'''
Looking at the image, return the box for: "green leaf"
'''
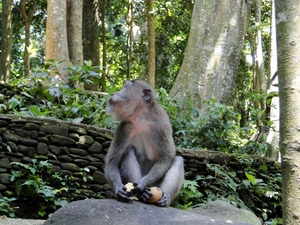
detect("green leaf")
[8,97,21,107]
[261,164,268,171]
[245,172,256,185]
[38,210,46,217]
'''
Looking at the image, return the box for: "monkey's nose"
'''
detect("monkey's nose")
[109,98,116,105]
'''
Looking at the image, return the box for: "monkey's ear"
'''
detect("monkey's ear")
[142,89,152,101]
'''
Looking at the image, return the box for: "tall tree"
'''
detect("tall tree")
[17,0,37,77]
[45,0,69,78]
[83,0,100,91]
[67,0,83,66]
[169,0,251,108]
[0,0,13,83]
[276,0,300,224]
[253,0,267,115]
[126,0,134,80]
[99,0,106,92]
[146,0,155,87]
[266,0,279,160]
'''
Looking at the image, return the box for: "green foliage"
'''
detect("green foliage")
[0,61,117,130]
[173,160,282,224]
[172,180,203,209]
[194,164,246,208]
[157,90,267,153]
[10,159,68,218]
[7,158,96,219]
[0,197,17,218]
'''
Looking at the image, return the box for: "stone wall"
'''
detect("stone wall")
[0,114,278,202]
[0,114,114,200]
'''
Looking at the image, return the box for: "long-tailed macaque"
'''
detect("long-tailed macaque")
[105,80,184,206]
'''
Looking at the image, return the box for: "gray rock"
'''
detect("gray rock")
[189,200,261,225]
[40,125,68,136]
[43,199,254,225]
[0,218,44,225]
[49,134,75,146]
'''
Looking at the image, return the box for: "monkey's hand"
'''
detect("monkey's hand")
[115,185,134,203]
[131,182,146,194]
[136,188,153,203]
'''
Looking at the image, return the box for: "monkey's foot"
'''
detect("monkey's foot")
[156,192,168,207]
[137,188,153,203]
[138,187,167,206]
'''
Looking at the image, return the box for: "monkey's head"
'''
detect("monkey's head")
[106,80,155,121]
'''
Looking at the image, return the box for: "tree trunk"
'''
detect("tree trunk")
[276,0,300,224]
[100,0,107,92]
[83,0,100,91]
[146,0,155,88]
[253,0,267,127]
[0,0,13,83]
[46,0,69,78]
[169,0,251,109]
[19,0,37,77]
[126,0,134,80]
[67,0,83,66]
[266,0,279,161]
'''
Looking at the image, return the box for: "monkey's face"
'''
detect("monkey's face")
[106,80,154,121]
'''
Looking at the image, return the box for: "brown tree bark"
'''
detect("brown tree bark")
[169,0,251,109]
[146,0,155,88]
[0,0,13,83]
[276,0,300,223]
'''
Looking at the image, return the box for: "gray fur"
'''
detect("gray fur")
[105,80,184,206]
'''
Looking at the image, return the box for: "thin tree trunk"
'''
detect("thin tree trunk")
[100,0,107,92]
[253,0,267,131]
[67,0,83,66]
[169,0,251,109]
[276,0,300,224]
[146,0,155,87]
[266,0,279,161]
[0,0,13,83]
[126,0,134,80]
[83,0,100,91]
[19,0,37,77]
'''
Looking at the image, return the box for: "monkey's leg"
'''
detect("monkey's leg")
[120,148,143,184]
[114,148,143,203]
[157,156,184,206]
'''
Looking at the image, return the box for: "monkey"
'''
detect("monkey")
[105,79,184,207]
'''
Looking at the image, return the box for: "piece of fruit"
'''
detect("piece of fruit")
[125,182,139,200]
[148,187,163,203]
[125,182,135,192]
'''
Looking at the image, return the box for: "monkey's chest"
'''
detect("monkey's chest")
[128,131,158,162]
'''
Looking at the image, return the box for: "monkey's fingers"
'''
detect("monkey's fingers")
[156,192,168,207]
[137,188,152,203]
[131,183,143,194]
[116,189,134,203]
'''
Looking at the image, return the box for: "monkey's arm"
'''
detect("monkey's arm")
[105,123,133,203]
[105,146,133,203]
